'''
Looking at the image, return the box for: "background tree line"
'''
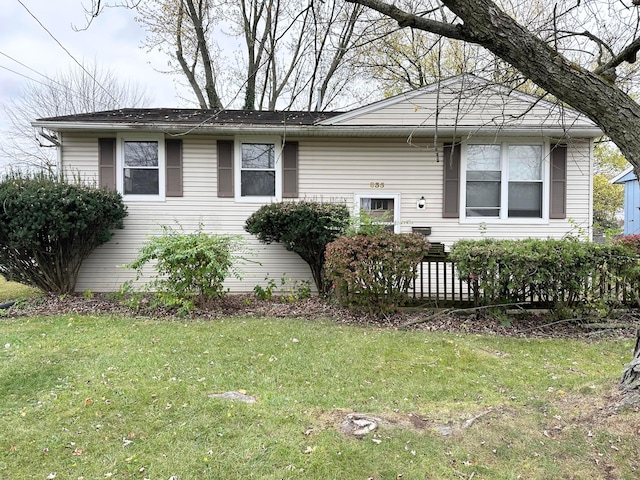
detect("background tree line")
[3,0,639,227]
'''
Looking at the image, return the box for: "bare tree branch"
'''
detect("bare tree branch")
[347,0,640,179]
[1,62,150,172]
[594,36,640,75]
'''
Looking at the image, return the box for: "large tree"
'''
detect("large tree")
[346,0,640,392]
[107,0,372,111]
[346,0,640,180]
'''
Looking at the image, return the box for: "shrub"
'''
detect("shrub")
[325,232,431,313]
[125,224,245,311]
[253,275,312,303]
[244,201,350,295]
[449,238,640,310]
[613,234,640,254]
[0,171,127,294]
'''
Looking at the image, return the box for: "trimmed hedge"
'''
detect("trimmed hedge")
[449,238,640,308]
[325,232,430,313]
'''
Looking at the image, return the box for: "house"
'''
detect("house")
[612,167,640,235]
[32,74,601,293]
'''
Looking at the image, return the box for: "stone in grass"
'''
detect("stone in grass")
[208,391,257,404]
[340,413,382,438]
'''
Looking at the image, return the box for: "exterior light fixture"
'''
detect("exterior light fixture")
[417,196,426,210]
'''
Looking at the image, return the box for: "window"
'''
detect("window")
[234,137,282,201]
[355,193,401,233]
[463,142,545,220]
[116,134,166,200]
[123,141,159,195]
[241,143,275,196]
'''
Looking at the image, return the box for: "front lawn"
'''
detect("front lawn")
[1,314,638,479]
[0,276,39,303]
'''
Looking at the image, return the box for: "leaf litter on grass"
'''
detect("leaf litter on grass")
[3,294,640,479]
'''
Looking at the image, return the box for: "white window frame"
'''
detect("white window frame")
[234,136,282,203]
[354,193,401,233]
[116,133,166,202]
[460,140,549,224]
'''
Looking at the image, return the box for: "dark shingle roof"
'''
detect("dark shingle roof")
[37,108,343,126]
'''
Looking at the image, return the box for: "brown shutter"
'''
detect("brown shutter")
[550,144,567,219]
[98,138,116,190]
[217,140,234,198]
[282,141,299,198]
[165,139,183,197]
[442,142,461,218]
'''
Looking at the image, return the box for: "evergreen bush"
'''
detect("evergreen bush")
[244,201,350,295]
[0,172,127,294]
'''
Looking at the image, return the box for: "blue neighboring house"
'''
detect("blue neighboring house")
[612,167,640,235]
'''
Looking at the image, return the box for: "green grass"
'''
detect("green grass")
[1,314,638,479]
[0,277,39,303]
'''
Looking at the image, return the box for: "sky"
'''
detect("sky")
[0,0,194,172]
[0,0,186,114]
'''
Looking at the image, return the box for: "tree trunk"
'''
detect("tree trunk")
[620,329,640,391]
[348,0,640,180]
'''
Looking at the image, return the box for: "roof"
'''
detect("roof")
[611,166,638,184]
[36,108,342,126]
[32,74,602,138]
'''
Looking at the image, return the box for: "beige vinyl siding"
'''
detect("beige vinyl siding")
[328,87,595,130]
[61,133,592,294]
[62,134,310,293]
[299,137,592,247]
[62,134,102,184]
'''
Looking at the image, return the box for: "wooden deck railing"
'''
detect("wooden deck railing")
[411,252,639,308]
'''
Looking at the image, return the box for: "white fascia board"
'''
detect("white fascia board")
[31,120,602,139]
[611,166,636,184]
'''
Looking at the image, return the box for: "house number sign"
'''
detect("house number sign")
[369,182,385,189]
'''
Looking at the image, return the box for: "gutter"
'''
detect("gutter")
[0,300,15,310]
[30,121,603,139]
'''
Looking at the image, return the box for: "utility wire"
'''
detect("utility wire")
[0,51,50,80]
[15,0,120,105]
[0,61,104,109]
[0,51,74,92]
[0,63,52,87]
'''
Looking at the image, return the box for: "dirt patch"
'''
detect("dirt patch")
[314,407,496,438]
[552,387,640,437]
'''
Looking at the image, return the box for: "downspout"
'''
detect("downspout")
[38,128,61,147]
[38,128,62,173]
[56,133,62,173]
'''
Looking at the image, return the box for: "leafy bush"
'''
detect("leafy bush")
[0,171,127,294]
[253,275,312,303]
[345,210,395,236]
[126,224,245,311]
[325,232,431,313]
[244,201,350,295]
[613,234,640,253]
[449,238,640,310]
